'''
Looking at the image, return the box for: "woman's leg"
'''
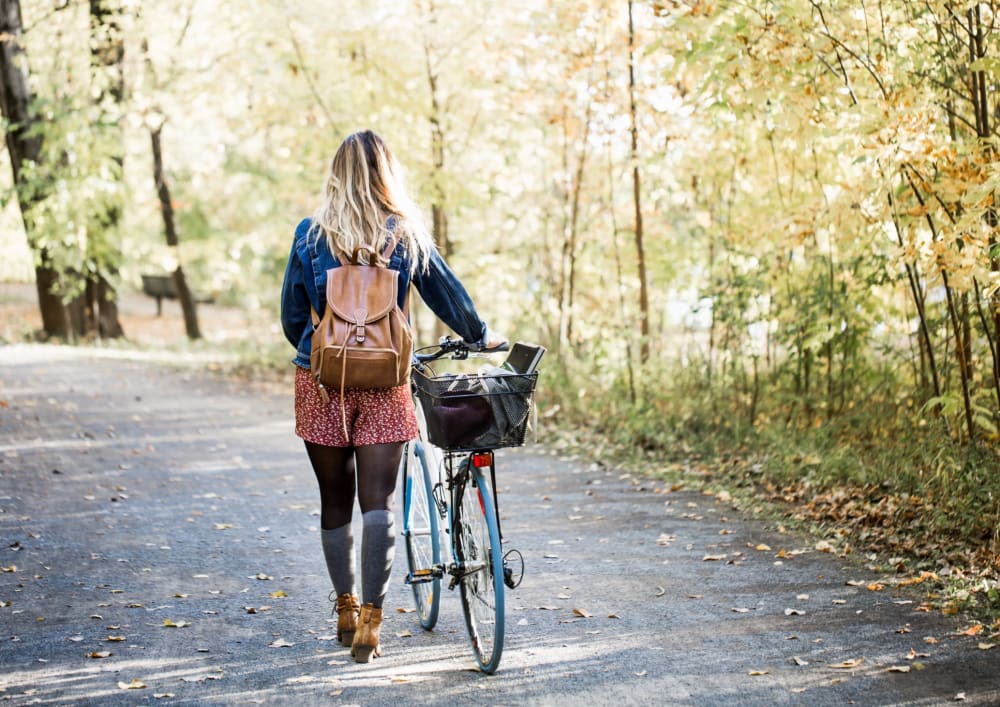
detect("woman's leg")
[305,441,357,597]
[355,442,404,609]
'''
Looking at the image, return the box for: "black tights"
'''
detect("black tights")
[304,441,403,530]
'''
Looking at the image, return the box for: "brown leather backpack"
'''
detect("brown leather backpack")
[310,240,412,410]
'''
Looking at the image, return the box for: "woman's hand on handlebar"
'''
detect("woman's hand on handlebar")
[463,330,508,353]
[481,332,509,352]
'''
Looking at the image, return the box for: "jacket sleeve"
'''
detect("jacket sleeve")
[412,248,489,346]
[280,240,311,348]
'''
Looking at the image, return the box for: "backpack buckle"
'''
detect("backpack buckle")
[353,308,367,342]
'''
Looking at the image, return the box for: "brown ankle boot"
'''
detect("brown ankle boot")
[350,603,383,663]
[334,593,360,647]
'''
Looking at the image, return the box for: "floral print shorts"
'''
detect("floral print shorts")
[294,366,419,447]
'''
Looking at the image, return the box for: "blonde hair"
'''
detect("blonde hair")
[310,130,433,271]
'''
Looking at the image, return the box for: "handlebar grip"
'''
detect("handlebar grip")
[481,342,509,353]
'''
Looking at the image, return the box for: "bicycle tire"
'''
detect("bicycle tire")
[454,459,505,673]
[402,439,441,630]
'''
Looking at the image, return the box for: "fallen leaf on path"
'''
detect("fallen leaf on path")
[886,665,910,673]
[815,541,834,553]
[269,638,294,648]
[897,571,939,586]
[162,619,189,628]
[213,524,234,530]
[830,658,864,669]
[791,656,808,666]
[396,630,413,638]
[118,679,146,690]
[557,593,571,600]
[867,583,885,592]
[286,676,315,684]
[88,651,112,659]
[907,649,930,660]
[748,670,769,676]
[180,674,222,683]
[396,607,415,614]
[572,608,592,618]
[537,605,561,611]
[702,554,727,561]
[686,594,703,599]
[978,642,996,650]
[955,693,966,701]
[956,625,983,637]
[106,636,125,642]
[154,694,175,699]
[654,587,665,597]
[755,544,771,552]
[253,573,273,581]
[269,590,288,598]
[607,613,620,619]
[634,670,647,677]
[924,637,939,644]
[784,609,805,616]
[732,607,751,613]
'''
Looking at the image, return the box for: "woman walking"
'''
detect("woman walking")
[280,130,505,663]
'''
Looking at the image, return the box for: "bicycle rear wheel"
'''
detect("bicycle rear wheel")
[401,439,441,630]
[454,459,505,673]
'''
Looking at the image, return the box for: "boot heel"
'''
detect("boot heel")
[351,603,383,664]
[339,630,355,647]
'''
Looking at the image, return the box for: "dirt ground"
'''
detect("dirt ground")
[0,281,258,349]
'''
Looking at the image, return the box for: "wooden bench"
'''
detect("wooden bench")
[141,274,213,316]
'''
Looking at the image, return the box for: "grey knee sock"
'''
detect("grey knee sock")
[321,524,356,597]
[361,510,396,608]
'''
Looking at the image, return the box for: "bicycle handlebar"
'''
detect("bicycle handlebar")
[413,336,509,364]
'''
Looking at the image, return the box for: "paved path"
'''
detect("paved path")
[1,345,998,706]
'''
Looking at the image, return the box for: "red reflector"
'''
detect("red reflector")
[471,453,492,468]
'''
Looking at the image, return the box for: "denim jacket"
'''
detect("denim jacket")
[280,217,490,369]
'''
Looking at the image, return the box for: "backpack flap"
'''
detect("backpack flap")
[326,264,398,327]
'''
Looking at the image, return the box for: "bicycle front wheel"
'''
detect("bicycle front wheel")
[454,460,505,673]
[402,439,441,630]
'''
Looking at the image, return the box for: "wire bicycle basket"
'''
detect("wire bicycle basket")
[412,368,539,452]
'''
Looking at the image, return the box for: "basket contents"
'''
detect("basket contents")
[412,367,538,450]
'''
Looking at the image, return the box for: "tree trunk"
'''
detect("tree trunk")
[0,0,70,339]
[628,0,651,364]
[151,125,201,340]
[562,100,592,348]
[421,5,450,342]
[81,0,125,339]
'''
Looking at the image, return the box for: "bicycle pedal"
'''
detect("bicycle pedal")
[405,568,443,585]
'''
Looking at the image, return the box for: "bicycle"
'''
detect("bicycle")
[399,336,539,674]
